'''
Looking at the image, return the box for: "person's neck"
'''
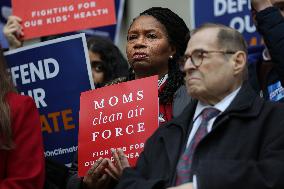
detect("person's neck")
[134,71,168,80]
[199,82,242,106]
[134,73,149,79]
[158,72,168,80]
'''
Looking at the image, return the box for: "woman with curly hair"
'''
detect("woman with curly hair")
[126,7,190,124]
[67,7,191,189]
[3,7,191,189]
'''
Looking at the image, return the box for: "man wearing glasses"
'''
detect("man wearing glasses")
[116,23,284,189]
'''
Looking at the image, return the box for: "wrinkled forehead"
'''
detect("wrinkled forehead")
[128,15,167,33]
[186,28,220,53]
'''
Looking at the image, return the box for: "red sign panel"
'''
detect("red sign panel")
[78,76,159,176]
[12,0,116,39]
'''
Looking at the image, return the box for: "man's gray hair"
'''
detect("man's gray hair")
[191,23,248,80]
[191,23,248,55]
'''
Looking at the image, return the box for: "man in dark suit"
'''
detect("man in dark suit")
[115,23,284,189]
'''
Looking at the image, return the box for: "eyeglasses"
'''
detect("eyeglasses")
[178,49,236,71]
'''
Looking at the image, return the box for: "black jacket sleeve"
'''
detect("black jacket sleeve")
[115,134,168,189]
[66,152,84,189]
[256,7,284,81]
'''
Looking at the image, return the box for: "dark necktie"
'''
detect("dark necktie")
[175,107,220,185]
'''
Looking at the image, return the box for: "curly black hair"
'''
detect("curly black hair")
[129,7,190,104]
[87,36,129,86]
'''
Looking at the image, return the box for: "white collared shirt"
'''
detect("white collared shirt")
[189,87,241,189]
[186,87,241,148]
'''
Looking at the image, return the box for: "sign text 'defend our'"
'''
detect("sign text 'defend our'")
[192,0,262,46]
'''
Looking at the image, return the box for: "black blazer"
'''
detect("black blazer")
[116,82,284,189]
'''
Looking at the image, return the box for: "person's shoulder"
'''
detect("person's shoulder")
[6,93,40,134]
[173,85,191,117]
[6,92,34,104]
[264,99,284,107]
[174,85,187,97]
[6,92,36,111]
[262,100,284,115]
[156,116,182,133]
[104,77,128,86]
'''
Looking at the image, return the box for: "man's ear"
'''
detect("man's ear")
[233,51,247,76]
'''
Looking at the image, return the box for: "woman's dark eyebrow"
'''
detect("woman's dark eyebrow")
[128,28,161,34]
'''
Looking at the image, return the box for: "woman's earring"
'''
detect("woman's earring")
[169,55,173,59]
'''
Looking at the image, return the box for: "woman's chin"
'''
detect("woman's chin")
[132,60,149,67]
[132,62,153,73]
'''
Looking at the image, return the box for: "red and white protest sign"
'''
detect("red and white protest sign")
[78,76,159,176]
[12,0,116,39]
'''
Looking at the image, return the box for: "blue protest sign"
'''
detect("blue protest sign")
[191,0,262,46]
[0,0,11,48]
[4,33,94,165]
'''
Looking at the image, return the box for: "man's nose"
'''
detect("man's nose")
[183,57,196,71]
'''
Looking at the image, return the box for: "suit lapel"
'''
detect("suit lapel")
[212,82,263,131]
[160,100,197,169]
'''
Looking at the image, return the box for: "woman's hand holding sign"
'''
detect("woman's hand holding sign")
[82,148,130,189]
[83,157,114,189]
[105,148,130,180]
